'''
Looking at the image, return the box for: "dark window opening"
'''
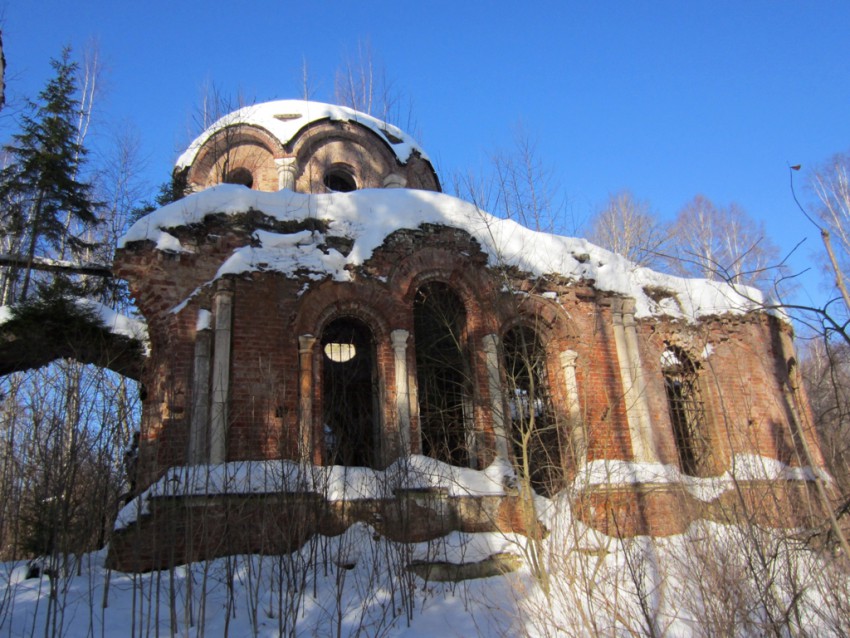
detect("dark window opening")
[662,347,708,476]
[503,325,560,496]
[224,167,254,188]
[414,282,472,467]
[321,317,378,468]
[323,168,357,192]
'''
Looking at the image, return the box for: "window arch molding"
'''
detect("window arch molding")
[498,294,579,344]
[401,265,494,337]
[292,120,400,177]
[497,296,580,393]
[188,124,282,190]
[293,283,394,341]
[313,303,390,344]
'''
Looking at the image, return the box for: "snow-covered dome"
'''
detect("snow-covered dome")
[175,100,440,194]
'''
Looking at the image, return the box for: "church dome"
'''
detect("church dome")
[175,99,440,194]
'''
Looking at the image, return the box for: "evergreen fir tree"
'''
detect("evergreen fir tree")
[0,47,100,301]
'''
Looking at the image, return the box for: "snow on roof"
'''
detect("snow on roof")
[176,99,427,169]
[118,184,766,320]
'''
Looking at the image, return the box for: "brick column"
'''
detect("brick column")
[210,280,234,464]
[559,349,586,466]
[391,329,412,455]
[188,310,212,464]
[276,157,298,191]
[298,334,317,463]
[482,334,510,460]
[612,298,658,463]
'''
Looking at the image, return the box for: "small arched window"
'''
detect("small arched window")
[224,167,254,188]
[323,167,357,192]
[662,346,708,476]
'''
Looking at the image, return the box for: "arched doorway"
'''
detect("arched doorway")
[321,317,378,467]
[503,324,561,496]
[413,281,472,467]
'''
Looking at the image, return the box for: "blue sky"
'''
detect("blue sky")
[2,1,849,307]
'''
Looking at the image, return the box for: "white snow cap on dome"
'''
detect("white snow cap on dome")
[176,100,427,169]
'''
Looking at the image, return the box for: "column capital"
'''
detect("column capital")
[559,349,578,369]
[482,333,500,355]
[215,276,235,294]
[298,334,316,354]
[390,329,409,350]
[275,157,298,191]
[383,173,407,188]
[275,156,297,169]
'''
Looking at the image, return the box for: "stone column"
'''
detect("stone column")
[559,349,587,466]
[408,358,421,454]
[391,330,412,454]
[276,157,298,191]
[612,298,658,463]
[188,310,212,464]
[482,334,510,460]
[209,280,234,464]
[297,334,317,463]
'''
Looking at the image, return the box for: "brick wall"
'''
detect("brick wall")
[115,215,826,550]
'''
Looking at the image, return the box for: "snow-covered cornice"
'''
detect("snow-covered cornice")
[118,185,766,321]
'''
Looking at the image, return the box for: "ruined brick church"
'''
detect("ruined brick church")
[109,100,827,571]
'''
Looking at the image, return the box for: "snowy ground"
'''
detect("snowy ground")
[2,505,848,637]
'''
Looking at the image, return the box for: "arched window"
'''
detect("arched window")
[413,281,472,467]
[503,325,560,496]
[662,346,708,476]
[321,317,377,467]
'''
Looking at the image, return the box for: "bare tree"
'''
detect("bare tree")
[669,194,780,287]
[806,152,850,313]
[587,190,669,268]
[334,38,419,137]
[801,339,850,494]
[454,125,573,236]
[0,30,5,111]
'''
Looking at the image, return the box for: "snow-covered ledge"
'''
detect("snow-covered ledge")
[574,455,831,503]
[114,455,518,531]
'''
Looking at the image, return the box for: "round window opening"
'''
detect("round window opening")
[324,168,357,193]
[224,167,254,188]
[324,342,357,363]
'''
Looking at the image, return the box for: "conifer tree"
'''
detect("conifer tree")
[0,47,99,301]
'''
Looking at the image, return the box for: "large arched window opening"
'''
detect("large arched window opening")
[662,346,709,476]
[503,325,560,496]
[413,281,472,467]
[321,317,378,468]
